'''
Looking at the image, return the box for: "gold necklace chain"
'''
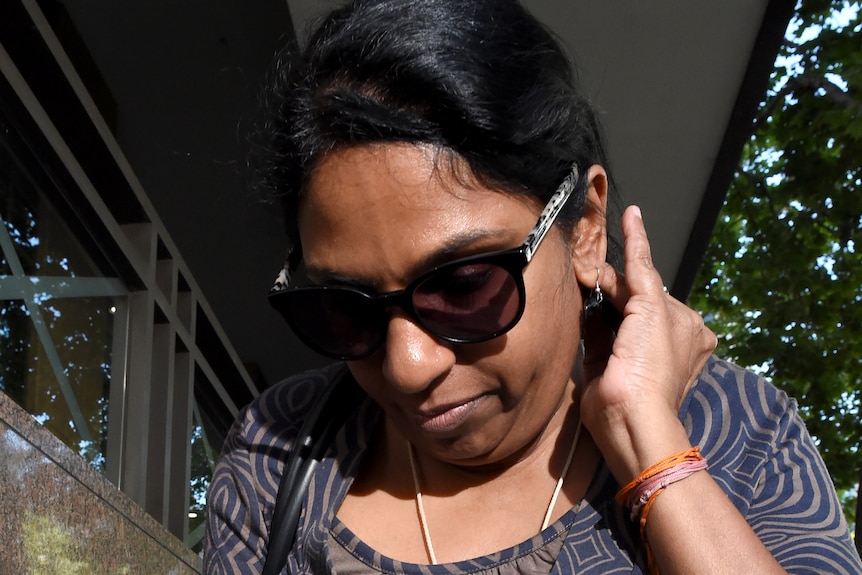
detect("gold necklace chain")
[407,420,583,565]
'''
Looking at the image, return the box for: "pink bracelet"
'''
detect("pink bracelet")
[624,458,709,521]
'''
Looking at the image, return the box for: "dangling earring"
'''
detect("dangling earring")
[583,267,603,319]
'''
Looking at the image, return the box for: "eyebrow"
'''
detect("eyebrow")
[303,228,520,290]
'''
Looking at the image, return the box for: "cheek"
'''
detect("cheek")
[524,255,582,337]
[504,261,581,385]
[346,358,386,398]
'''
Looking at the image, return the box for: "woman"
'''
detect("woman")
[204,1,862,573]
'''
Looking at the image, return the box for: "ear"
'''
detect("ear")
[571,164,609,287]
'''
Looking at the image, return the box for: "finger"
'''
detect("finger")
[595,205,666,312]
[596,261,627,307]
[621,205,665,297]
[664,295,717,392]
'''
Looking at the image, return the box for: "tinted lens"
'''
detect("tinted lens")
[277,288,385,359]
[272,254,525,358]
[412,261,521,340]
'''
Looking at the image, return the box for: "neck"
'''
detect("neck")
[406,408,585,565]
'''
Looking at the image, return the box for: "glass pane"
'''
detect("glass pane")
[1,127,126,475]
[0,295,119,471]
[0,153,102,279]
[187,412,217,553]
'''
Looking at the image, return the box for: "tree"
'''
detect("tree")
[689,0,862,549]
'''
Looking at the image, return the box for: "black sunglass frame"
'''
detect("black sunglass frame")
[270,246,530,359]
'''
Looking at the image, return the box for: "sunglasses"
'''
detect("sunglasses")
[269,165,583,360]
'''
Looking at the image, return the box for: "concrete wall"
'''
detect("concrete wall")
[0,391,201,574]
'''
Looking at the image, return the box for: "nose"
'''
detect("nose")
[380,311,455,394]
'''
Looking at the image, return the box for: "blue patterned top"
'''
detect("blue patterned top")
[204,357,862,574]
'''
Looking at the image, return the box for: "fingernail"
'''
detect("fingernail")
[633,205,643,219]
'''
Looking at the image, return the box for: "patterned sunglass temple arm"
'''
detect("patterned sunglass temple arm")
[522,164,580,263]
[270,243,304,293]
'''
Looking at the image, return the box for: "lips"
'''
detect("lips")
[413,396,486,433]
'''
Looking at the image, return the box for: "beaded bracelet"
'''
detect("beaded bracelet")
[614,447,709,574]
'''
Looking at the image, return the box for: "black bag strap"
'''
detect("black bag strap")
[262,365,364,575]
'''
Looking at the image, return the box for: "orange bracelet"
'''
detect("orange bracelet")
[614,447,707,574]
[615,447,705,505]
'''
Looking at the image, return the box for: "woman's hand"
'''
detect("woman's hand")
[579,205,717,484]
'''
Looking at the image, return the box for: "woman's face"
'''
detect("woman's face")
[298,143,601,467]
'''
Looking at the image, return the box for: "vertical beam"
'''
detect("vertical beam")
[168,350,194,540]
[120,290,154,506]
[145,319,173,523]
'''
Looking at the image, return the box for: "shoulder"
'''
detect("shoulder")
[681,355,798,447]
[687,355,796,412]
[233,362,346,452]
[682,364,862,572]
[682,357,837,520]
[209,362,349,524]
[203,363,351,572]
[679,356,803,511]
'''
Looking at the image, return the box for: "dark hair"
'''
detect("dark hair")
[256,0,621,267]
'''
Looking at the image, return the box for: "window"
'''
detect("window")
[0,121,127,473]
[0,8,260,551]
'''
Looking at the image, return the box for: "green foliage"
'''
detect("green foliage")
[689,0,862,532]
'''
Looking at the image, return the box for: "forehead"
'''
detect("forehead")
[296,144,540,283]
[300,144,536,239]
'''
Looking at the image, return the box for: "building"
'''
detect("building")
[0,0,791,572]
